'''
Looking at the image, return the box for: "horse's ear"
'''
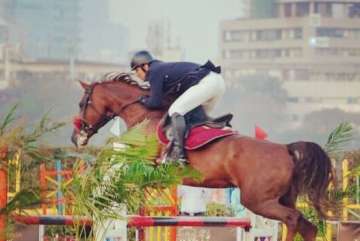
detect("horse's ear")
[79,80,90,89]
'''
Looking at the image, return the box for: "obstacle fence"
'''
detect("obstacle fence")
[141,187,178,241]
[12,214,252,241]
[0,157,252,240]
[39,160,85,215]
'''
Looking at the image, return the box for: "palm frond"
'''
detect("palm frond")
[0,104,18,136]
[349,164,360,177]
[324,122,353,156]
[1,189,40,215]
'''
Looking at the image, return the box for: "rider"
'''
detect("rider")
[131,50,226,164]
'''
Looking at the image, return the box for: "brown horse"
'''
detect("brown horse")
[71,73,332,241]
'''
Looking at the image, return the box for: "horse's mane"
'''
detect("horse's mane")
[100,72,150,90]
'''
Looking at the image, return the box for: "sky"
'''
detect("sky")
[109,0,245,63]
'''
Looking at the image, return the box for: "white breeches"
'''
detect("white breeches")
[168,72,226,116]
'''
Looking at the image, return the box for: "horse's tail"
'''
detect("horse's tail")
[287,141,333,217]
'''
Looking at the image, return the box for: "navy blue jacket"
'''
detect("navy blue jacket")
[141,60,220,109]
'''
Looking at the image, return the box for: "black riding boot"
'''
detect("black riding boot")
[168,113,187,164]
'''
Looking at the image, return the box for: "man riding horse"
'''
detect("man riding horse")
[72,51,333,240]
[131,50,226,164]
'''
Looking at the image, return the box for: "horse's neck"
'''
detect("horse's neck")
[103,82,165,128]
[122,105,164,129]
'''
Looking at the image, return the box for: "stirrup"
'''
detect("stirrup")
[162,154,188,165]
[166,147,188,164]
[177,157,188,166]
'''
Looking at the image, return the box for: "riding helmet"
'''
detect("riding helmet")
[130,50,154,70]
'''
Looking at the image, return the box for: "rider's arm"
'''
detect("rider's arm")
[140,72,164,109]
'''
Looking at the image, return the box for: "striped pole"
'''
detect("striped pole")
[55,160,64,215]
[128,216,251,230]
[12,215,251,230]
[0,158,7,241]
[12,215,92,226]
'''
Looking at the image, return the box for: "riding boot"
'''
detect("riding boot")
[168,113,187,164]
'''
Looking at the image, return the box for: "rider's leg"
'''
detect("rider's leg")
[202,76,226,114]
[169,113,187,163]
[167,72,225,164]
[168,72,226,116]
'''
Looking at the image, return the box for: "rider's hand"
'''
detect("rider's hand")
[138,95,148,104]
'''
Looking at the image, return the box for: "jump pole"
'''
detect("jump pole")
[12,215,251,230]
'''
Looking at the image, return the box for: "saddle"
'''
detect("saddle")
[157,106,237,150]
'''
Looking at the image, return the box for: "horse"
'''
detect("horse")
[71,73,333,241]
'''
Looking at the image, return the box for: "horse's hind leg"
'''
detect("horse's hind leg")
[280,188,317,241]
[297,217,317,241]
[245,199,301,241]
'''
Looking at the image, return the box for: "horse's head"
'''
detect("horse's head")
[71,80,116,147]
[71,73,152,147]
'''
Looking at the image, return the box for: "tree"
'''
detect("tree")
[218,74,289,137]
[284,108,360,147]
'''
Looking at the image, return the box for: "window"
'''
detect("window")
[255,29,281,41]
[352,49,360,56]
[295,2,310,17]
[224,30,250,42]
[283,49,290,57]
[255,49,282,59]
[284,3,292,17]
[350,29,360,39]
[294,69,310,80]
[290,48,302,57]
[287,97,299,103]
[316,28,344,38]
[224,31,231,41]
[283,28,303,39]
[316,48,339,56]
[349,3,360,18]
[347,97,359,104]
[294,28,303,39]
[223,50,230,59]
[315,2,333,17]
[283,70,291,80]
[227,50,250,60]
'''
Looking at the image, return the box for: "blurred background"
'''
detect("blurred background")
[0,0,359,147]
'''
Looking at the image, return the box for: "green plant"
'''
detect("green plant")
[70,122,201,240]
[0,105,65,239]
[324,122,353,158]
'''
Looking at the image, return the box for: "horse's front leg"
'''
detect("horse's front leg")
[155,143,171,165]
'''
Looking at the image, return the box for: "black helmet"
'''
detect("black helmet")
[130,50,154,70]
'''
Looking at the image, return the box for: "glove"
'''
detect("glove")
[138,95,148,104]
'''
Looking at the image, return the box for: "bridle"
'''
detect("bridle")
[74,83,139,137]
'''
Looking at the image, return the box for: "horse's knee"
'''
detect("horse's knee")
[239,195,256,210]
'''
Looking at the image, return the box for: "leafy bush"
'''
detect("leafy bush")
[70,122,201,239]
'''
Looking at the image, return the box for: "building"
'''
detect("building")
[237,0,276,19]
[250,0,276,18]
[80,0,129,63]
[5,0,81,60]
[238,0,250,19]
[0,58,127,88]
[146,19,184,61]
[220,0,360,125]
[0,0,9,90]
